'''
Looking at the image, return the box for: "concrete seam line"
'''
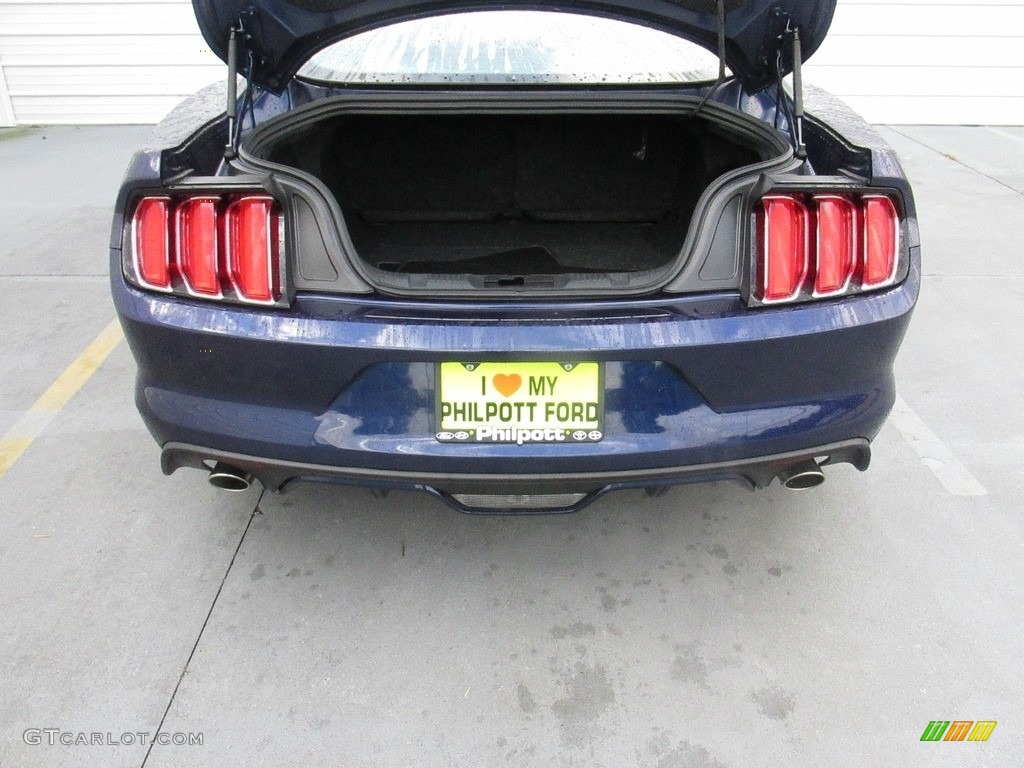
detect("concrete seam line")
[0,317,123,479]
[885,126,1023,198]
[139,496,263,768]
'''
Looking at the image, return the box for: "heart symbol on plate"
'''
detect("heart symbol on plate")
[493,373,522,398]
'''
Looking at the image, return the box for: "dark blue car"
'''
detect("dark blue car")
[111,0,918,513]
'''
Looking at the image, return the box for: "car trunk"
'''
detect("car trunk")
[255,106,783,287]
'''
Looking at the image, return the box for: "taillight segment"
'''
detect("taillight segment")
[759,196,810,303]
[813,195,858,297]
[128,193,283,305]
[132,197,172,292]
[175,197,222,297]
[754,191,901,305]
[226,197,279,304]
[862,195,899,288]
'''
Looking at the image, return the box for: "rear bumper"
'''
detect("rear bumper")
[113,257,919,502]
[163,438,870,513]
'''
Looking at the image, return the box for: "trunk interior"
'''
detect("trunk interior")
[263,112,767,278]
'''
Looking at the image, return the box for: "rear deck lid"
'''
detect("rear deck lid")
[193,0,836,93]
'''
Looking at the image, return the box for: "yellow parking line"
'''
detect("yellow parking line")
[0,318,123,479]
[0,438,34,477]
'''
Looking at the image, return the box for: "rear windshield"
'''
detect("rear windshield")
[298,11,725,85]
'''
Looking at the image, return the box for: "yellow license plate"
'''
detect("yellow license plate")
[436,362,604,444]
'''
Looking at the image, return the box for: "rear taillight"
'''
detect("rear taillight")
[753,191,901,305]
[127,193,284,305]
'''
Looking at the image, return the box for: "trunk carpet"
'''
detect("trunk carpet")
[345,218,678,273]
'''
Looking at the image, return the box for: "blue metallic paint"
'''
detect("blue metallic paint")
[112,256,917,481]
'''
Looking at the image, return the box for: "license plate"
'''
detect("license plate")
[436,362,604,444]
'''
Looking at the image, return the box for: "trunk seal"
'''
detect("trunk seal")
[234,89,798,299]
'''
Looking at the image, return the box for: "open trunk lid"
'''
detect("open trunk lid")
[192,0,836,93]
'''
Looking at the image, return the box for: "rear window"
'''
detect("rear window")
[298,11,725,85]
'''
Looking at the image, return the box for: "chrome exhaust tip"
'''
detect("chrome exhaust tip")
[778,459,825,490]
[208,462,252,492]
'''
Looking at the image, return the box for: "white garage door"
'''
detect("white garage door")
[0,0,222,126]
[805,0,1024,125]
[0,0,1021,126]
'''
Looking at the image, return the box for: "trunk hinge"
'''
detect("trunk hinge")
[770,8,807,160]
[693,0,728,117]
[790,25,807,159]
[224,7,263,161]
[224,26,240,159]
